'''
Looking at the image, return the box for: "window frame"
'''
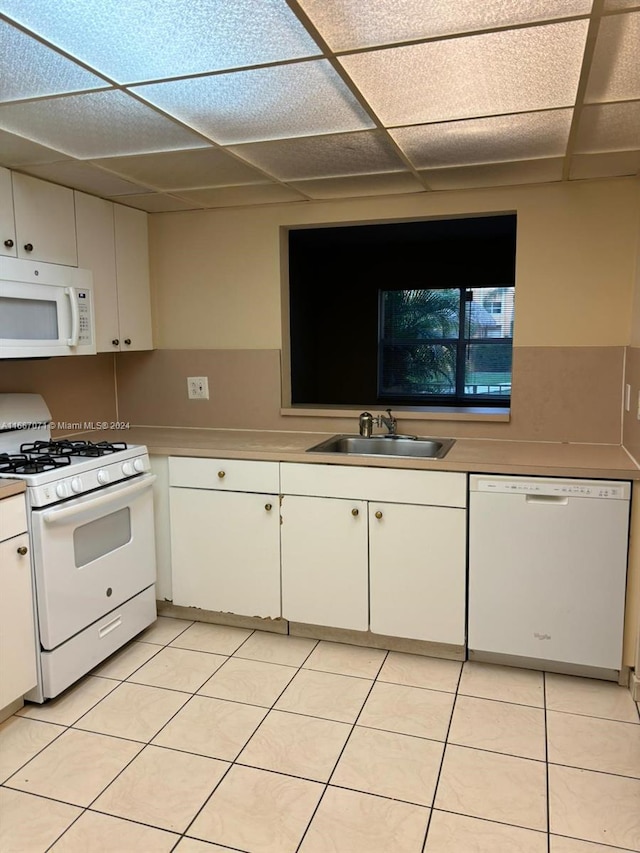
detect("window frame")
[377,285,514,407]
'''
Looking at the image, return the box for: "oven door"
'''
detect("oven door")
[30,473,156,650]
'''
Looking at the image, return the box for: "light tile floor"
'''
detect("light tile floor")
[1,615,639,853]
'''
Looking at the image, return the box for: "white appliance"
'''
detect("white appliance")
[0,394,156,702]
[468,475,631,679]
[0,257,95,358]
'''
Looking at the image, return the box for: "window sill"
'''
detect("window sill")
[280,405,510,423]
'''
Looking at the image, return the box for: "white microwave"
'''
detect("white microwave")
[0,257,96,358]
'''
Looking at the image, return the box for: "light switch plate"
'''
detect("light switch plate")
[187,376,209,399]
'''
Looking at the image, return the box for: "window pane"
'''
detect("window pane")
[380,343,456,395]
[465,287,514,339]
[465,343,512,397]
[382,289,459,340]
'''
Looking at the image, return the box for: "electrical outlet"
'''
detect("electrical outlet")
[187,376,209,400]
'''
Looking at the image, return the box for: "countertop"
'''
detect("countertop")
[78,427,640,481]
[0,480,26,499]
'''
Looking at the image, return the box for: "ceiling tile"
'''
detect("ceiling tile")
[0,0,320,83]
[569,150,640,178]
[391,110,572,169]
[19,160,146,196]
[420,158,564,190]
[174,184,307,207]
[289,171,425,198]
[109,193,202,212]
[92,147,268,190]
[574,101,640,152]
[228,130,406,180]
[340,20,588,126]
[300,0,592,52]
[0,20,108,103]
[0,129,70,167]
[603,1,640,9]
[133,60,374,145]
[0,90,209,159]
[585,11,640,103]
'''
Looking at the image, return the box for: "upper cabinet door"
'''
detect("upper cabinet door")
[114,205,153,351]
[75,192,120,352]
[12,173,77,266]
[0,167,17,257]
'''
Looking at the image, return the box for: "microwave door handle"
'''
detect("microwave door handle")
[65,287,79,347]
[42,474,156,526]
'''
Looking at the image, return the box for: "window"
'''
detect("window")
[379,286,514,405]
[287,214,516,410]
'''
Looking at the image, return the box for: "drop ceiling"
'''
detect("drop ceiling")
[0,0,638,212]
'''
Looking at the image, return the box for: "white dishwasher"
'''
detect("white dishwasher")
[468,475,631,679]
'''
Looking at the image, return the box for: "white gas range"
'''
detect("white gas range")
[0,394,157,702]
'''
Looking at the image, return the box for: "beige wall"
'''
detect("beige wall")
[150,177,640,351]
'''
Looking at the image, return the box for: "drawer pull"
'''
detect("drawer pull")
[217,471,225,479]
[375,510,383,520]
[265,503,272,511]
[17,545,28,556]
[351,508,359,517]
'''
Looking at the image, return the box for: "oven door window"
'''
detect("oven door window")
[73,507,131,568]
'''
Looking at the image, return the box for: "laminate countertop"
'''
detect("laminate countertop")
[0,480,26,500]
[75,427,640,481]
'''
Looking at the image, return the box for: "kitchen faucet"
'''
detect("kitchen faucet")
[358,409,397,436]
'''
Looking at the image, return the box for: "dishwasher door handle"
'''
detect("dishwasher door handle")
[525,494,569,505]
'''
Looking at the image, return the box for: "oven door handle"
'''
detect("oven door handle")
[42,474,156,525]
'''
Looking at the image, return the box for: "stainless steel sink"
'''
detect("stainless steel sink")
[306,434,456,459]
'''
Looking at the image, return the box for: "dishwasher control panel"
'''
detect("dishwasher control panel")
[471,477,630,500]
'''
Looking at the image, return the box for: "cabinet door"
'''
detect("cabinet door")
[75,192,120,352]
[114,205,152,351]
[281,495,368,631]
[369,503,466,645]
[0,167,17,257]
[12,173,77,265]
[0,533,37,708]
[170,488,280,618]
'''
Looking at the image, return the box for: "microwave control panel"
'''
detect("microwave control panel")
[77,291,91,344]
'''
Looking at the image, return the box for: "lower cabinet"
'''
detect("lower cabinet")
[0,495,37,710]
[281,495,368,630]
[280,463,467,645]
[168,458,281,619]
[369,501,466,645]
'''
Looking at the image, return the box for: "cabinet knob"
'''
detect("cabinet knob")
[265,503,272,511]
[351,508,359,516]
[217,470,225,479]
[112,339,119,346]
[3,238,13,248]
[23,242,33,252]
[17,545,28,556]
[375,510,383,520]
[124,338,131,345]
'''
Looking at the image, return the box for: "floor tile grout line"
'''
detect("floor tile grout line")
[543,671,551,853]
[1,716,71,788]
[92,635,167,681]
[420,655,466,853]
[291,649,388,853]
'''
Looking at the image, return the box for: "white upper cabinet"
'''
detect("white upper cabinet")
[114,204,153,352]
[75,192,153,352]
[12,172,77,266]
[0,167,17,258]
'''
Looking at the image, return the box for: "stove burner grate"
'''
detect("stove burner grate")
[20,440,128,458]
[0,452,72,474]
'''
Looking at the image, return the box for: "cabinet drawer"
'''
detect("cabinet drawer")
[0,494,27,541]
[280,463,466,508]
[169,456,280,493]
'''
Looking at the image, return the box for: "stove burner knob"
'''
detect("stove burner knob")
[133,458,145,472]
[56,483,68,498]
[97,469,110,485]
[71,477,82,493]
[122,461,134,477]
